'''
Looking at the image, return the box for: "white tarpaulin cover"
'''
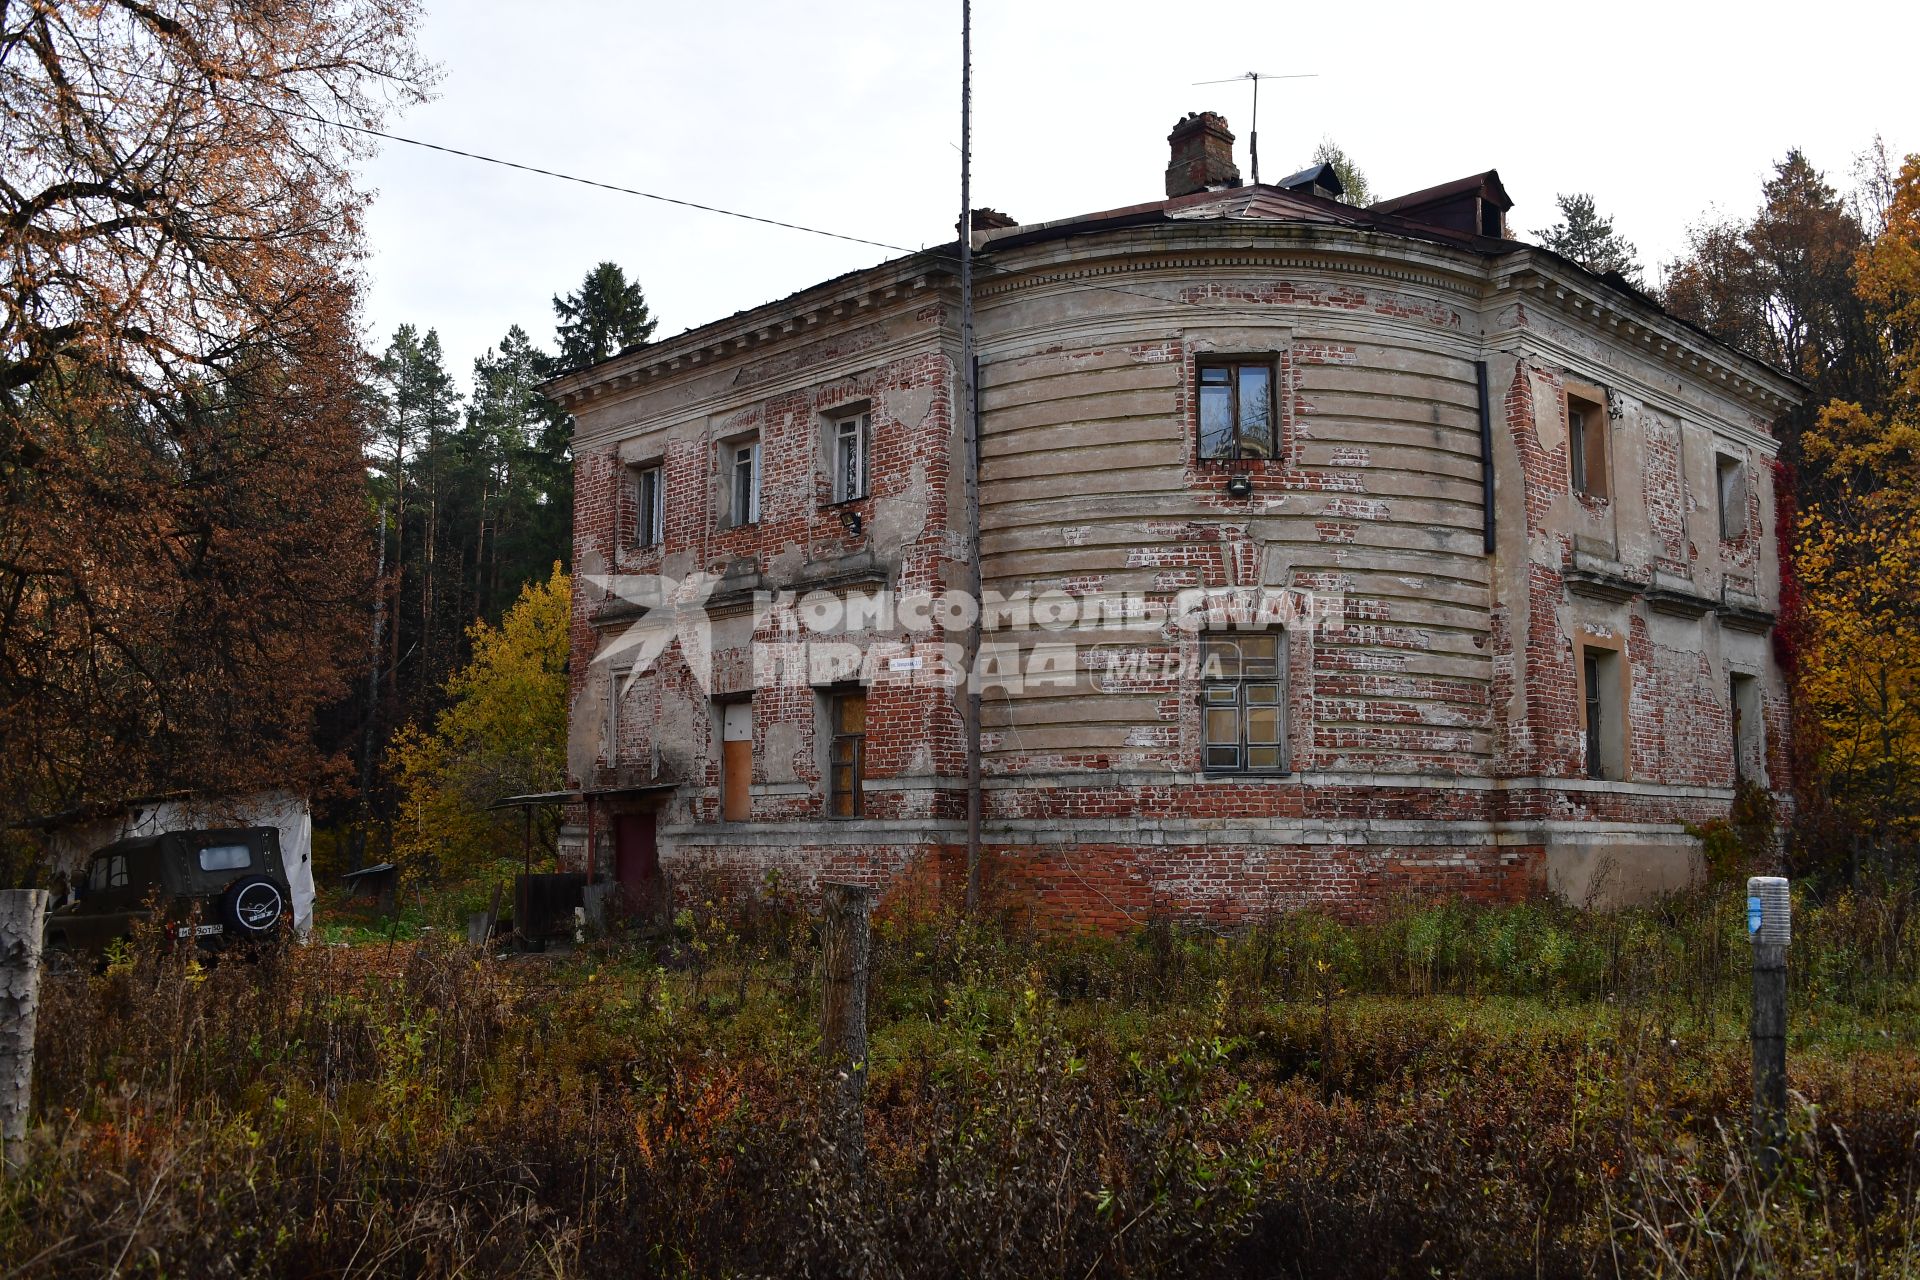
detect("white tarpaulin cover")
[46,790,317,936]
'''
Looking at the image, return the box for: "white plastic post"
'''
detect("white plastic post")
[1748,875,1789,1178]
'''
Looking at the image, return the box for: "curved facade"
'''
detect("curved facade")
[546,145,1799,923]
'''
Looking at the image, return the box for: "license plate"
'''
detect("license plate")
[175,923,224,938]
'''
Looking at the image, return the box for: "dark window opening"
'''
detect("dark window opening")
[1200,632,1285,773]
[633,464,663,548]
[1584,654,1604,779]
[1197,360,1277,461]
[828,690,867,817]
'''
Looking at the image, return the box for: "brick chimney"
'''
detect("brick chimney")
[1166,112,1241,199]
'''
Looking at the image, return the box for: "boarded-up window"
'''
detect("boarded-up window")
[1197,360,1277,460]
[1200,632,1285,773]
[1731,672,1762,783]
[1567,387,1609,499]
[1716,452,1748,539]
[720,699,752,821]
[828,691,866,817]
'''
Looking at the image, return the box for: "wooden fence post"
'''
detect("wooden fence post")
[819,881,875,1171]
[1,889,50,1173]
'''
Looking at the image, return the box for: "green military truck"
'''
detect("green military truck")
[44,827,293,958]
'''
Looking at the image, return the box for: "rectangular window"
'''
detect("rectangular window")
[828,690,867,817]
[730,439,761,527]
[633,465,663,548]
[1582,646,1625,780]
[197,844,252,873]
[1197,359,1277,460]
[607,665,631,763]
[719,698,753,821]
[1567,387,1609,499]
[1716,452,1747,539]
[91,852,134,891]
[831,413,868,503]
[1200,632,1285,773]
[1730,672,1762,783]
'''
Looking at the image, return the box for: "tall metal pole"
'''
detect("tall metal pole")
[960,0,983,913]
[1249,73,1260,185]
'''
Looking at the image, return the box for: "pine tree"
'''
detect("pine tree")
[1534,193,1645,287]
[459,326,572,625]
[552,262,659,369]
[373,325,462,713]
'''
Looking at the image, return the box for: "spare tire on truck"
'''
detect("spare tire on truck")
[221,874,285,940]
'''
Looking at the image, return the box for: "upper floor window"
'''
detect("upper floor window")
[1200,631,1285,773]
[1566,385,1610,499]
[1716,452,1748,539]
[728,437,761,527]
[1197,359,1276,460]
[632,464,663,548]
[830,412,868,503]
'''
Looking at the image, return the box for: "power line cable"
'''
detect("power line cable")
[97,60,1253,314]
[99,61,922,256]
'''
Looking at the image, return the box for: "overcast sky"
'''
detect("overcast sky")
[359,0,1915,385]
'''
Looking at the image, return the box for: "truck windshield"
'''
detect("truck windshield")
[198,844,252,872]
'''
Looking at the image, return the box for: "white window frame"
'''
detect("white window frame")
[729,439,761,527]
[633,464,664,548]
[831,412,868,503]
[607,664,632,764]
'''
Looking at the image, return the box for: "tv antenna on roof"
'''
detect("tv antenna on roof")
[1192,71,1318,186]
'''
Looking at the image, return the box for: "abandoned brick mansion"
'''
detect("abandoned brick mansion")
[540,113,1800,923]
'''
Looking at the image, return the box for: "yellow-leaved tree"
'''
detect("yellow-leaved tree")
[388,566,571,880]
[1797,153,1920,873]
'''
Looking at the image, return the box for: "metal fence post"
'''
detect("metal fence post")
[819,881,875,1173]
[1748,875,1790,1181]
[1,889,50,1174]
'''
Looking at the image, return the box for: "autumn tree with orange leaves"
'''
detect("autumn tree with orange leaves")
[1791,154,1920,878]
[0,1,436,856]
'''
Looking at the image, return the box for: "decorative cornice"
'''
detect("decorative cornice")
[543,260,955,410]
[1493,259,1803,416]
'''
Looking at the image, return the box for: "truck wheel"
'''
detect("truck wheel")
[221,875,285,939]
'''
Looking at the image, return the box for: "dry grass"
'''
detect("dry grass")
[2,880,1916,1277]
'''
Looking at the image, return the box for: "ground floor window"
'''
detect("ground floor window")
[828,690,866,817]
[1201,631,1285,773]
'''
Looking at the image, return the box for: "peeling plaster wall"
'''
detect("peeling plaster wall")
[553,224,1798,922]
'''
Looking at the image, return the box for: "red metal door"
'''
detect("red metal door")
[612,812,659,914]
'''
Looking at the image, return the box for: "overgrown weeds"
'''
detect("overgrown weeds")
[2,878,1916,1277]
